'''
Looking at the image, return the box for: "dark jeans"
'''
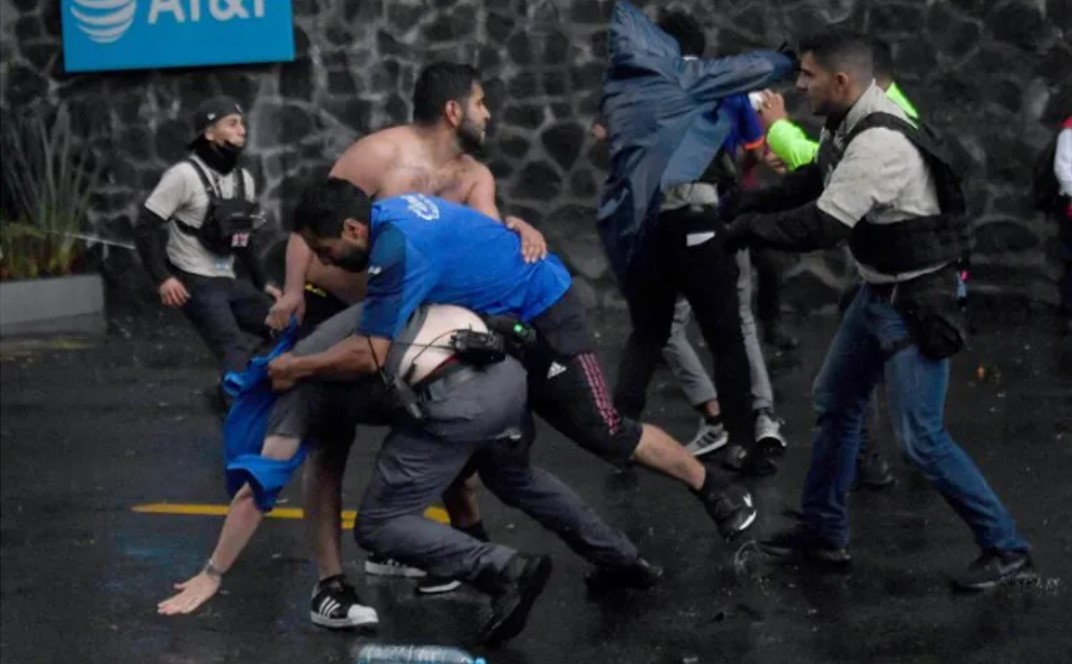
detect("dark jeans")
[838,282,882,459]
[614,206,755,448]
[803,284,1029,552]
[175,267,272,377]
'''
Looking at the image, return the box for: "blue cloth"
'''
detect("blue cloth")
[803,285,1028,552]
[221,325,307,512]
[360,194,573,339]
[721,93,765,154]
[596,1,794,276]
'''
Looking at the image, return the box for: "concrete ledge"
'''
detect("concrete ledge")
[0,274,105,337]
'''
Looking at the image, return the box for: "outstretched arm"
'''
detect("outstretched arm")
[267,334,391,390]
[157,435,303,616]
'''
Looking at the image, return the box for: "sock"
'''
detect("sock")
[455,521,490,542]
[704,414,724,427]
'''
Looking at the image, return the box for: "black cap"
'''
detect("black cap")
[188,96,244,148]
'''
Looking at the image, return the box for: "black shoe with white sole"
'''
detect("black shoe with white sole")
[952,549,1037,591]
[584,557,663,595]
[309,575,379,630]
[481,553,553,644]
[696,482,758,541]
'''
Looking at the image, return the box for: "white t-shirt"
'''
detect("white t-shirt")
[143,155,257,278]
[1054,127,1072,198]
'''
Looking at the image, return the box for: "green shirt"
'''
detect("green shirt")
[766,82,919,171]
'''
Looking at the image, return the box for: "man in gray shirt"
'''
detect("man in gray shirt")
[723,31,1034,591]
[134,97,280,399]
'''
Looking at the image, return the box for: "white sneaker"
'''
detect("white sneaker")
[364,555,427,578]
[755,410,787,454]
[683,419,728,456]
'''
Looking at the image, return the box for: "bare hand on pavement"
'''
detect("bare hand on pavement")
[157,571,220,616]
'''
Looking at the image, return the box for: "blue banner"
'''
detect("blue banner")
[61,0,295,73]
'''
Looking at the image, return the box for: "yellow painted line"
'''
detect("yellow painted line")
[132,503,451,526]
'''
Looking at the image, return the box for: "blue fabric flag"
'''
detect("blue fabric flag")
[221,325,307,513]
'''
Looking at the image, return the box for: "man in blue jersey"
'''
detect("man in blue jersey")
[268,179,758,542]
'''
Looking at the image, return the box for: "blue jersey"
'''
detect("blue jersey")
[359,194,573,340]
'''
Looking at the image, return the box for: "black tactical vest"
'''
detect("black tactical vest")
[823,113,973,275]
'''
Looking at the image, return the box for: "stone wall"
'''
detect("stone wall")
[1,0,1069,313]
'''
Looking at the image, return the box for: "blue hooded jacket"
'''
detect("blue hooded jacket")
[221,325,307,513]
[596,1,795,276]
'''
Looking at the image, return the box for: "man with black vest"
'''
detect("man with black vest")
[135,97,280,398]
[722,32,1035,590]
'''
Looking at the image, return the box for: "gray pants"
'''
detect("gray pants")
[353,357,640,592]
[267,304,387,442]
[663,250,774,412]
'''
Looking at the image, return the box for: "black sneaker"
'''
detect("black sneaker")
[481,553,553,645]
[853,452,894,491]
[309,575,379,630]
[722,443,778,477]
[698,484,758,541]
[584,557,663,594]
[416,575,462,595]
[952,549,1037,591]
[759,525,852,567]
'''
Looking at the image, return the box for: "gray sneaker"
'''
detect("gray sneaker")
[755,409,787,456]
[684,419,728,457]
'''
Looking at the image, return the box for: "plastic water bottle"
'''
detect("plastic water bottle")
[356,644,486,664]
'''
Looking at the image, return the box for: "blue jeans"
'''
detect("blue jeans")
[802,284,1029,553]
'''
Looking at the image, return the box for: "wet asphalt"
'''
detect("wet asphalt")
[1,305,1070,664]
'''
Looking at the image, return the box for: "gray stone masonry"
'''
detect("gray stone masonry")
[1,0,1069,313]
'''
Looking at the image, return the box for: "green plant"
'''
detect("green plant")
[0,103,102,280]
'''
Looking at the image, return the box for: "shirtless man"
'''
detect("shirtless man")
[267,63,545,332]
[263,62,548,621]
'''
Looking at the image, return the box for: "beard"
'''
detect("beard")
[457,116,486,155]
[335,245,370,273]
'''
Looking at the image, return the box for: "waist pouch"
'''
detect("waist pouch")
[892,264,966,360]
